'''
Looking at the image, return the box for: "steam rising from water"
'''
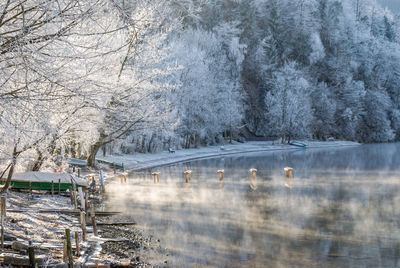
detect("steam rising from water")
[105,144,400,267]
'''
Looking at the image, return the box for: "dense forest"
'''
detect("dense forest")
[1,0,400,174]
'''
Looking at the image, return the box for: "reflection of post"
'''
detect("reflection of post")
[184,170,192,183]
[249,168,257,190]
[284,167,293,188]
[217,170,224,181]
[151,172,160,184]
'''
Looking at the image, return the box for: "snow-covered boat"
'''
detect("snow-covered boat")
[289,141,308,147]
[1,172,88,191]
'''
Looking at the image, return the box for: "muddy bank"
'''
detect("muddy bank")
[0,190,167,267]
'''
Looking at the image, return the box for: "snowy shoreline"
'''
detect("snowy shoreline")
[98,140,361,172]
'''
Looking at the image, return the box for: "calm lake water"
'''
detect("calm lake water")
[106,143,400,267]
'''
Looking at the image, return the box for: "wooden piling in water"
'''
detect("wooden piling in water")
[284,167,293,188]
[151,172,160,184]
[217,170,224,181]
[249,168,257,179]
[284,167,293,178]
[58,179,61,195]
[65,229,73,268]
[184,170,192,183]
[51,181,54,197]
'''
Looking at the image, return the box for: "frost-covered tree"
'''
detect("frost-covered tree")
[264,62,313,143]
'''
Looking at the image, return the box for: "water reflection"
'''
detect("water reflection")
[106,143,400,267]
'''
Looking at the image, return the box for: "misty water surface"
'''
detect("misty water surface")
[106,143,400,267]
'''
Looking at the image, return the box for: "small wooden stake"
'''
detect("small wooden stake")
[58,179,61,195]
[90,205,98,236]
[151,172,160,184]
[75,232,80,256]
[51,181,54,197]
[28,241,35,268]
[184,170,192,183]
[69,187,73,205]
[217,170,224,181]
[80,212,86,241]
[84,188,88,213]
[0,217,3,248]
[249,168,257,179]
[78,187,84,210]
[63,240,67,262]
[65,229,73,268]
[1,196,6,217]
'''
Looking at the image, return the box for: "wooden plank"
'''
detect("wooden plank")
[6,208,120,216]
[95,222,136,226]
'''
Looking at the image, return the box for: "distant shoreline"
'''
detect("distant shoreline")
[97,140,361,172]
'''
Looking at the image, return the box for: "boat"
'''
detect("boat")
[289,141,308,147]
[0,172,89,191]
[68,158,88,168]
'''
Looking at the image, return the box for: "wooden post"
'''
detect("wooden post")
[249,169,257,190]
[78,187,84,210]
[71,179,78,209]
[63,240,67,262]
[65,229,73,268]
[84,188,88,213]
[58,179,61,195]
[0,216,3,248]
[28,241,35,268]
[284,167,293,188]
[113,163,116,174]
[284,167,293,178]
[69,187,74,205]
[151,172,160,184]
[75,232,80,256]
[1,196,6,217]
[29,181,32,195]
[184,170,192,183]
[90,205,98,236]
[217,170,224,181]
[77,168,80,177]
[51,181,54,197]
[249,168,257,179]
[80,212,86,241]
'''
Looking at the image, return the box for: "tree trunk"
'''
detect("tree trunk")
[147,134,154,153]
[229,124,233,144]
[141,135,146,153]
[31,150,44,171]
[195,134,200,148]
[87,142,102,167]
[2,147,18,193]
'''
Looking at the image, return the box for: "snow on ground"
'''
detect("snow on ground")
[97,140,361,172]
